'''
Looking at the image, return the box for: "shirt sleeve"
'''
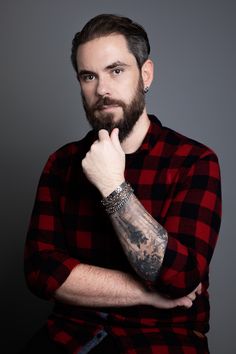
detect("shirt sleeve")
[156,150,222,297]
[24,153,79,300]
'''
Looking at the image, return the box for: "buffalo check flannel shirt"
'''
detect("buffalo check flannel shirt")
[24,115,221,353]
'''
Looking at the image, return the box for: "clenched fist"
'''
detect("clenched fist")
[82,128,125,197]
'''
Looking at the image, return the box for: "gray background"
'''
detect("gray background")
[1,0,235,353]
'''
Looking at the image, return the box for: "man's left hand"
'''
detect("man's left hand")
[82,128,125,196]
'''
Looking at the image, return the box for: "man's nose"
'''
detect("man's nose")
[96,77,111,97]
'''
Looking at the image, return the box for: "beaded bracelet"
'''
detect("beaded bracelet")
[101,181,134,215]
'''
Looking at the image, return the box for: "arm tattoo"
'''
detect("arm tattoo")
[110,193,168,282]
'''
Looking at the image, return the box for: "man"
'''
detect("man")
[23,14,221,353]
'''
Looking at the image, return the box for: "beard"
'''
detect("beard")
[81,75,145,142]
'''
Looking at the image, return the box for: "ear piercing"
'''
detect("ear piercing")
[144,86,149,94]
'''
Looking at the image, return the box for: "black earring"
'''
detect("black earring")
[144,86,149,94]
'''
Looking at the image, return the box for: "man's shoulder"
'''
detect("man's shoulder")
[160,121,217,160]
[50,130,94,160]
[43,130,95,173]
[149,116,219,169]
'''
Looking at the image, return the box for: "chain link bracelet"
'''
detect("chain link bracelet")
[101,181,134,215]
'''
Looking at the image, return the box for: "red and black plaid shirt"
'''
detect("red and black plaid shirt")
[24,115,221,353]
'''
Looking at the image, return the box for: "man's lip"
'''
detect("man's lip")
[98,104,119,110]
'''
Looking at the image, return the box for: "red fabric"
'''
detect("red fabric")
[24,115,221,353]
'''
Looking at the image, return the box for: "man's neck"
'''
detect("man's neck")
[121,110,150,154]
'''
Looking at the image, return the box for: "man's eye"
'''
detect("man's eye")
[112,68,124,75]
[82,74,95,82]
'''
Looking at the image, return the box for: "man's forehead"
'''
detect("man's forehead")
[79,33,128,49]
[76,34,136,70]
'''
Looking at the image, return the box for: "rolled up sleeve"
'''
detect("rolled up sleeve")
[157,151,222,297]
[24,154,79,300]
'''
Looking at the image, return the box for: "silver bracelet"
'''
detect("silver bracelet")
[101,181,134,215]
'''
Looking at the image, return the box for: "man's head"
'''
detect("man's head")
[71,14,153,141]
[71,14,150,74]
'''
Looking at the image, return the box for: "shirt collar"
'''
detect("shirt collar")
[126,114,162,156]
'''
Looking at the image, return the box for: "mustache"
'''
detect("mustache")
[93,96,125,110]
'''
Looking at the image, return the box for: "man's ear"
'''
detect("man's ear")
[141,59,154,89]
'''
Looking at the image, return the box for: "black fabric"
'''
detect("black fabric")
[19,325,120,354]
[89,334,120,353]
[19,326,66,354]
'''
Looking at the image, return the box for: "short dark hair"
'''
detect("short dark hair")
[71,14,150,74]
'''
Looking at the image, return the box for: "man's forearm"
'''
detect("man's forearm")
[54,264,146,307]
[110,192,168,282]
[54,263,197,309]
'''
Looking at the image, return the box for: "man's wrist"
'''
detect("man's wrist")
[101,181,134,215]
[99,179,125,198]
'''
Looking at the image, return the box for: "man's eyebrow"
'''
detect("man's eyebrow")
[78,61,129,76]
[78,69,95,77]
[105,61,129,70]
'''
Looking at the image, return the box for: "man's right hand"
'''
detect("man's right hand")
[144,284,202,309]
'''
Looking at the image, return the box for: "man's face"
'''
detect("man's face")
[76,34,146,141]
